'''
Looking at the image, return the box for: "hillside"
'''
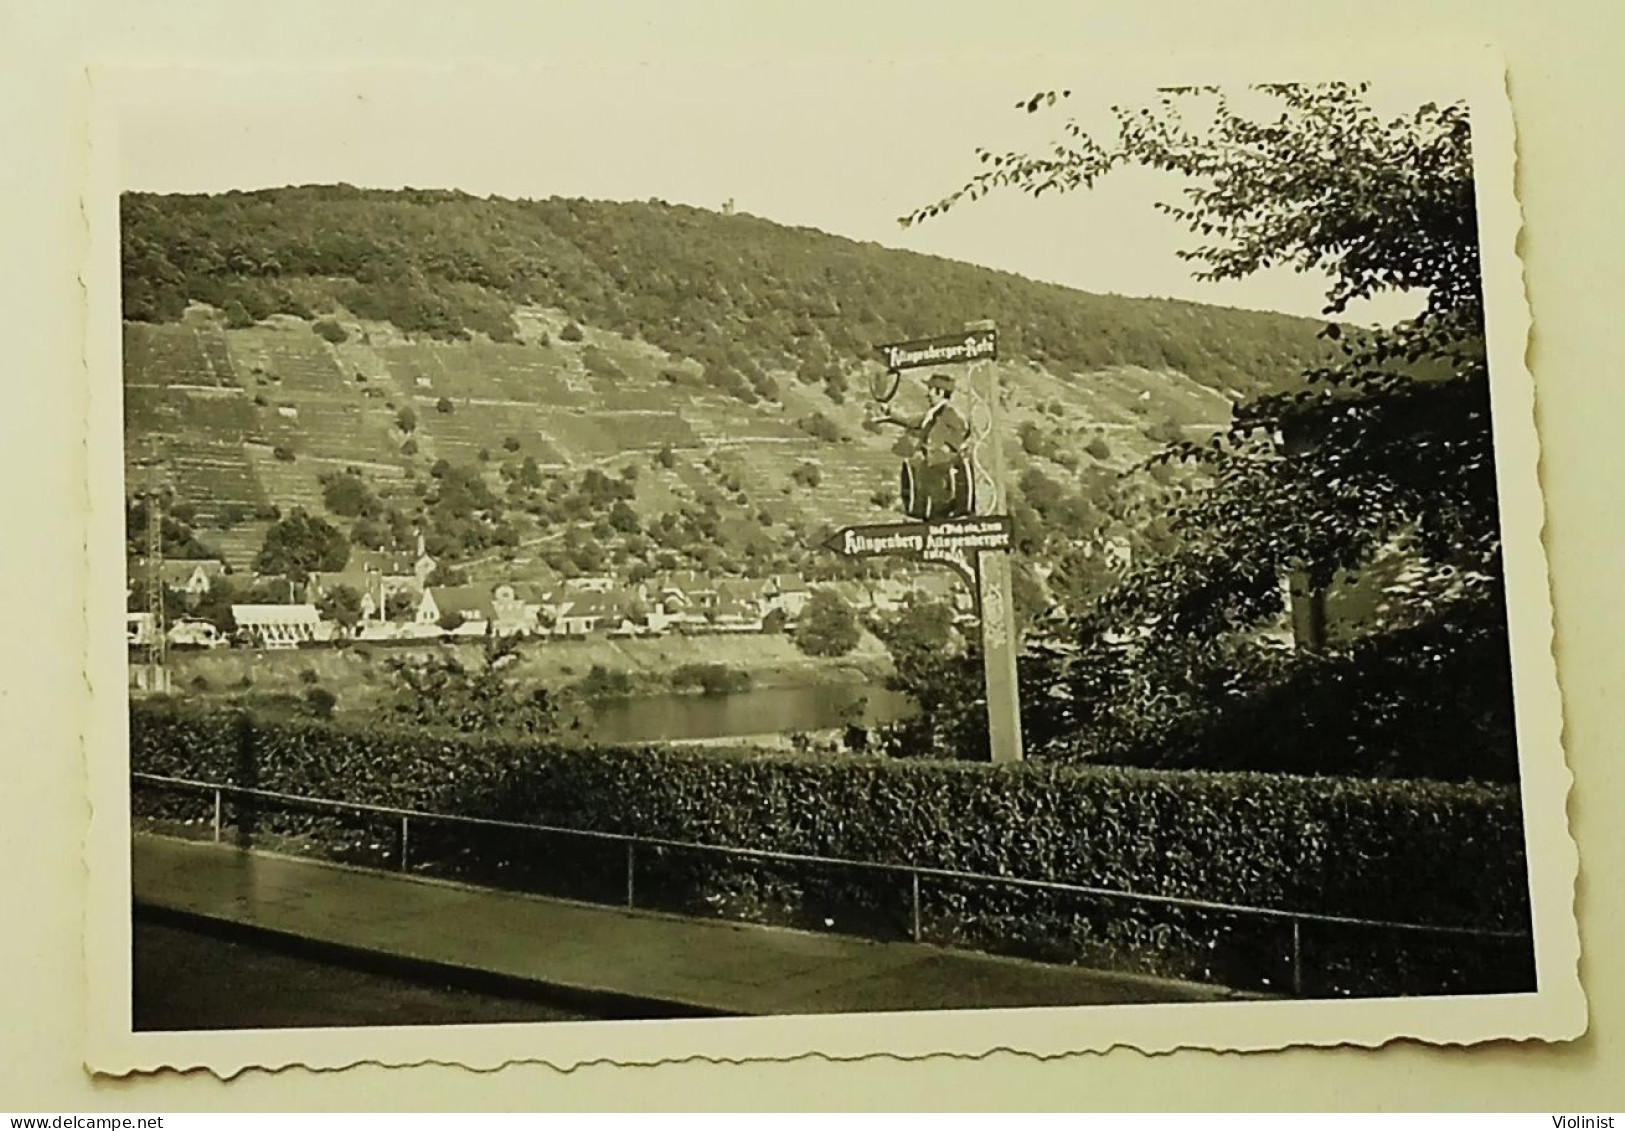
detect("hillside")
[120,188,1336,605]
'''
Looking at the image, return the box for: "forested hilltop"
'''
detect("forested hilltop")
[121,186,1330,404]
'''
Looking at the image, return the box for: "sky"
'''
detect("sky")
[115,64,1453,324]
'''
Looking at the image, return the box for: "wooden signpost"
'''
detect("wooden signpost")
[825,321,1025,764]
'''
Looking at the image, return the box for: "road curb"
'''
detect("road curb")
[133,900,745,1022]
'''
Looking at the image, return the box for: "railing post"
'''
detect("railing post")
[911,870,922,943]
[399,815,410,872]
[1291,918,1304,996]
[211,788,222,843]
[626,842,636,909]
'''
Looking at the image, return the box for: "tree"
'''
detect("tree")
[792,588,860,657]
[312,318,348,344]
[125,496,219,561]
[254,508,349,583]
[790,461,822,489]
[317,584,364,632]
[436,396,455,414]
[126,577,190,624]
[870,597,984,759]
[396,406,417,434]
[190,577,240,635]
[797,412,844,443]
[607,500,641,534]
[303,686,338,719]
[426,562,469,588]
[908,83,1511,779]
[320,470,378,519]
[384,589,418,621]
[384,634,559,736]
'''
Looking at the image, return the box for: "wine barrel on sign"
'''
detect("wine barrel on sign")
[900,455,976,521]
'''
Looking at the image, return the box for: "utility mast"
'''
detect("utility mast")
[142,458,170,693]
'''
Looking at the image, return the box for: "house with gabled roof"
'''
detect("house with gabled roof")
[717,576,770,607]
[138,558,229,600]
[914,570,973,614]
[706,595,765,633]
[416,585,496,636]
[824,580,874,612]
[765,572,813,619]
[491,581,552,636]
[554,590,620,637]
[653,571,719,612]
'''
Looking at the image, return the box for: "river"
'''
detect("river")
[569,682,915,744]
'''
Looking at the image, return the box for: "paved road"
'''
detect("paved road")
[133,918,595,1031]
[135,835,1250,1022]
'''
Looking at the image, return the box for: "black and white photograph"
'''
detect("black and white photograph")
[83,58,1578,1072]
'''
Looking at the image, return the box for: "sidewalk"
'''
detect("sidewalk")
[133,834,1250,1017]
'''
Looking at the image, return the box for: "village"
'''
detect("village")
[126,541,972,654]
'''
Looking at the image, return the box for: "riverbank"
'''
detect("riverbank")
[164,630,895,720]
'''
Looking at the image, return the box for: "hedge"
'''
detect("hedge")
[128,702,1535,998]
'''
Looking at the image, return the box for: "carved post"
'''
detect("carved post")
[967,320,1024,764]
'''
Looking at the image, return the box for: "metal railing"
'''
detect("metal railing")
[131,771,1531,996]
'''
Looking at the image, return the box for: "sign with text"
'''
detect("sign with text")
[823,515,1013,562]
[876,329,998,372]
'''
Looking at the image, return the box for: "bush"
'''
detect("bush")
[272,445,296,462]
[303,686,337,719]
[559,322,585,343]
[312,319,348,344]
[797,413,844,443]
[793,588,859,656]
[669,663,753,696]
[128,703,1534,998]
[436,397,455,414]
[1084,436,1112,461]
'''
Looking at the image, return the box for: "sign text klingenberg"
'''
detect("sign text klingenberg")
[877,329,998,372]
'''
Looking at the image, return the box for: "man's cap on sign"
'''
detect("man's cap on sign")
[927,372,956,392]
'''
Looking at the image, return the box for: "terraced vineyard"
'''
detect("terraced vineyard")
[124,298,1236,586]
[164,440,267,520]
[210,520,274,572]
[228,326,347,392]
[124,323,238,388]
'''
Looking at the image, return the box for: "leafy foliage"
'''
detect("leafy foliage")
[120,186,1333,406]
[316,583,364,630]
[380,634,560,737]
[129,701,1533,996]
[870,598,986,760]
[319,469,381,519]
[254,508,349,582]
[793,588,860,657]
[909,83,1515,781]
[125,496,219,561]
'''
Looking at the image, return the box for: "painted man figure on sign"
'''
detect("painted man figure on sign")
[868,371,976,520]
